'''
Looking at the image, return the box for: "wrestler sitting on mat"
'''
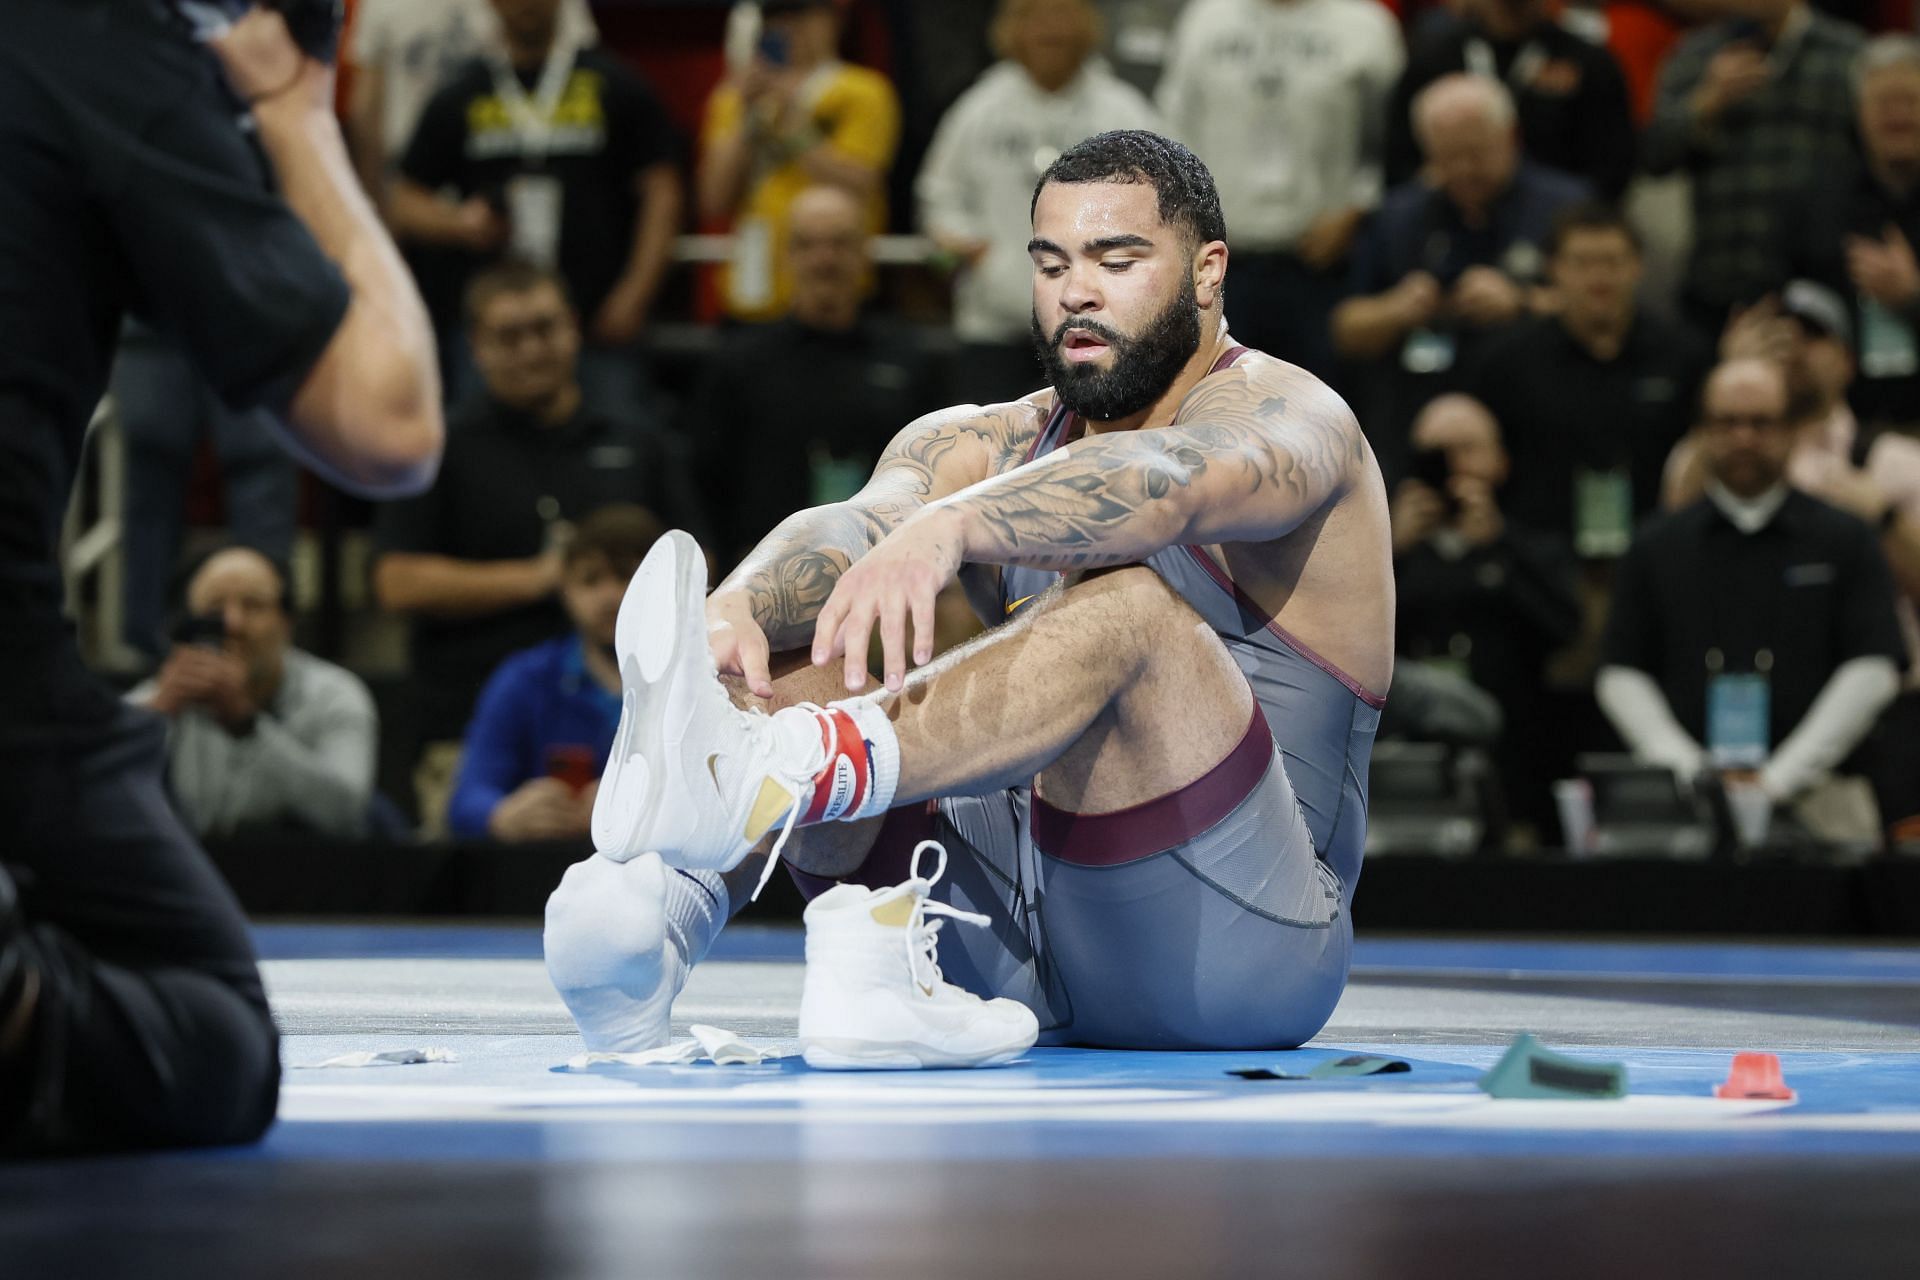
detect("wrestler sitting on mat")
[544,130,1393,1068]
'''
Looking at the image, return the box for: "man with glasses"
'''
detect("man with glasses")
[1597,357,1903,845]
[373,260,705,831]
[132,548,377,841]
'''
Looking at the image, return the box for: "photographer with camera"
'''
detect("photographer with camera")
[1392,395,1583,829]
[1,0,441,1155]
[134,547,377,842]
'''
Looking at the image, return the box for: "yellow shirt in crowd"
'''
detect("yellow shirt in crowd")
[702,61,900,322]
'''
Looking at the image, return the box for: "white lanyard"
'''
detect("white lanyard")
[487,38,580,162]
[1464,37,1549,91]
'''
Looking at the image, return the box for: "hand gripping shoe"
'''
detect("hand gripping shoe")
[592,530,836,884]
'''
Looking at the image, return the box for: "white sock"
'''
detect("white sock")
[545,853,727,1053]
[768,698,900,827]
[831,697,899,823]
[662,867,728,967]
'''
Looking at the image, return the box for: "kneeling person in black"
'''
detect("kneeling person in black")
[0,3,442,1154]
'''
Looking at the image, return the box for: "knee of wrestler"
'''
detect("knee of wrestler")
[1064,565,1207,650]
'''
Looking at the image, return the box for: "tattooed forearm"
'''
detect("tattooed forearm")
[715,402,1043,644]
[947,373,1358,570]
[719,505,892,648]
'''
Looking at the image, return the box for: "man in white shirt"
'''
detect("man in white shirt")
[1157,0,1403,378]
[133,548,380,841]
[917,0,1162,401]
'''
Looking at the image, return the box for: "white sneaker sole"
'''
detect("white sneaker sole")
[801,1036,1033,1071]
[591,530,716,862]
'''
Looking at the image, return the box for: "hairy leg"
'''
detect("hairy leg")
[878,567,1254,812]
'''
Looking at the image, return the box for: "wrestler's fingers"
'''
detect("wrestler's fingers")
[911,585,936,667]
[842,606,875,693]
[738,624,774,699]
[812,590,848,666]
[879,595,909,692]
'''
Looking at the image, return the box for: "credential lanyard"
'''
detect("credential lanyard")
[488,38,579,163]
[1464,38,1549,91]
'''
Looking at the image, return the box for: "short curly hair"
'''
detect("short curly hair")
[1030,130,1227,249]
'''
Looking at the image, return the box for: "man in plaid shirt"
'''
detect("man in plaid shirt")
[1645,0,1864,340]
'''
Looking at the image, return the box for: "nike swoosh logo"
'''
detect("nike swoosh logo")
[1004,595,1034,617]
[707,753,723,789]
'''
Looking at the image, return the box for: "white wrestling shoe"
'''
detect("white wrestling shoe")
[799,841,1040,1071]
[591,529,832,880]
[544,852,686,1052]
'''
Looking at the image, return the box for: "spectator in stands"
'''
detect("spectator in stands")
[1156,0,1403,376]
[1461,203,1711,558]
[109,329,297,663]
[1776,34,1920,433]
[132,548,377,841]
[698,0,902,324]
[1386,0,1636,201]
[373,261,703,832]
[1643,0,1864,340]
[448,505,661,843]
[1665,281,1920,839]
[389,0,681,419]
[1598,358,1903,844]
[686,186,945,562]
[917,0,1161,402]
[1332,74,1588,479]
[345,0,598,204]
[1394,394,1582,830]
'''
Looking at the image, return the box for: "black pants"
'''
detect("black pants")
[1,698,278,1155]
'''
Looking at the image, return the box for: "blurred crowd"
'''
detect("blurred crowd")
[94,0,1920,855]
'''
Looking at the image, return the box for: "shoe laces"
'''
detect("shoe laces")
[746,702,834,902]
[901,840,990,997]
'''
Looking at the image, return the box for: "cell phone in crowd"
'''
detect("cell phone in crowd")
[758,29,790,67]
[1407,448,1463,521]
[546,744,598,796]
[171,612,227,650]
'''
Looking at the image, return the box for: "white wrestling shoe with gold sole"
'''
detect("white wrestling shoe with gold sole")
[590,530,829,876]
[799,842,1040,1070]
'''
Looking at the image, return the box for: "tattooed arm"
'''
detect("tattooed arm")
[707,401,1038,691]
[938,366,1362,570]
[811,366,1367,689]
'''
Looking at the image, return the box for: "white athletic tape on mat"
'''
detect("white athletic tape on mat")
[559,1025,796,1071]
[299,1047,461,1069]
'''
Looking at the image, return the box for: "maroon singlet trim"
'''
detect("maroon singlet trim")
[1025,342,1250,465]
[1209,343,1252,374]
[1180,544,1389,710]
[1030,702,1276,865]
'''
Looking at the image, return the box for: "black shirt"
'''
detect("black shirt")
[1345,164,1592,481]
[685,317,946,562]
[2,0,349,723]
[1386,17,1637,201]
[1465,313,1711,550]
[1778,152,1920,431]
[400,46,679,329]
[373,398,705,737]
[1396,524,1583,705]
[1601,490,1905,746]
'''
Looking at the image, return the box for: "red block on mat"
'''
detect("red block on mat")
[1714,1052,1797,1102]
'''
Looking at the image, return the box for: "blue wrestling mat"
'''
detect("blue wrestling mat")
[5,924,1918,1278]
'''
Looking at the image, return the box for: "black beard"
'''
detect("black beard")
[1031,277,1201,422]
